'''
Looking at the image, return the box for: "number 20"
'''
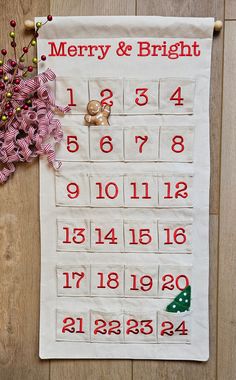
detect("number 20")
[161,274,189,291]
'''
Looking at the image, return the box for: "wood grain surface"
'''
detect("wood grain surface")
[0,0,234,379]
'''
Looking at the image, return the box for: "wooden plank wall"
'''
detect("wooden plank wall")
[0,0,235,379]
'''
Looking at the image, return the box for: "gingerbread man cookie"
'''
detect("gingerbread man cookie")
[84,100,111,126]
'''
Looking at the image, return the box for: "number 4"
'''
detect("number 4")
[170,87,184,106]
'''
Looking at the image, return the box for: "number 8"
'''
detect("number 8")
[171,136,184,153]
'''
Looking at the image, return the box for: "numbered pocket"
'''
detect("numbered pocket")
[124,127,159,161]
[124,175,158,207]
[158,221,192,253]
[159,78,196,114]
[56,310,90,341]
[89,78,123,114]
[56,77,89,114]
[158,265,192,298]
[158,311,191,343]
[124,79,158,114]
[56,125,89,161]
[90,127,124,161]
[158,175,193,207]
[90,265,124,297]
[90,175,124,207]
[55,166,90,207]
[91,220,124,252]
[57,265,90,296]
[124,220,158,252]
[160,126,194,162]
[124,312,157,343]
[124,265,158,297]
[91,311,124,343]
[57,219,90,251]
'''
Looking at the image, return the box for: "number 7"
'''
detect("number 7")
[135,135,148,153]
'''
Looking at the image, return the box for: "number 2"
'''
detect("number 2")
[100,89,114,106]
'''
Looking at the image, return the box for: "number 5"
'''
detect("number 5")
[67,136,79,153]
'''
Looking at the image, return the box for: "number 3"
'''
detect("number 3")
[135,88,148,106]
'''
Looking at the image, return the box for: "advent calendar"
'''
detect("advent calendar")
[38,16,214,360]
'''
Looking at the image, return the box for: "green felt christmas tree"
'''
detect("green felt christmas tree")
[166,285,191,313]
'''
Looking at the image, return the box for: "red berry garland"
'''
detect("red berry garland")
[0,16,70,183]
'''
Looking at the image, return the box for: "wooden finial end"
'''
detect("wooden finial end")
[214,20,223,33]
[24,19,35,31]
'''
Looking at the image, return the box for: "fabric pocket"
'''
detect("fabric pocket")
[158,175,193,208]
[56,309,90,342]
[90,126,124,161]
[157,311,191,343]
[90,175,124,207]
[90,220,124,252]
[124,220,158,252]
[56,77,89,114]
[158,220,192,253]
[124,175,158,207]
[56,125,89,161]
[124,79,158,114]
[158,265,192,298]
[90,264,124,297]
[159,78,196,114]
[56,265,90,296]
[89,78,123,114]
[159,126,194,162]
[124,126,159,161]
[57,219,90,251]
[124,311,157,343]
[55,166,90,207]
[124,265,159,298]
[90,311,124,343]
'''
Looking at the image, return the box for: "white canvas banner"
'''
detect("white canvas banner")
[38,16,214,360]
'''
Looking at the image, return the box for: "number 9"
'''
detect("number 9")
[66,182,80,199]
